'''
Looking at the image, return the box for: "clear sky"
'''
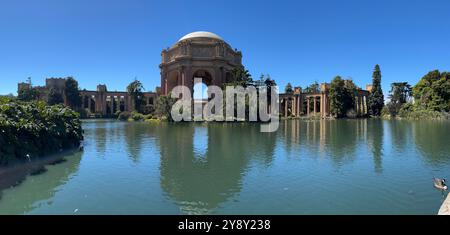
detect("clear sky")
[1,0,449,96]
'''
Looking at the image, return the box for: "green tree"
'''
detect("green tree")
[285,83,293,93]
[263,75,277,107]
[64,77,81,109]
[18,87,39,101]
[386,82,412,117]
[413,70,450,111]
[304,81,320,93]
[368,64,385,116]
[329,76,356,118]
[155,95,176,121]
[230,67,253,87]
[47,88,64,105]
[127,79,145,113]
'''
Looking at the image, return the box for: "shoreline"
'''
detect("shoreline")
[0,148,81,192]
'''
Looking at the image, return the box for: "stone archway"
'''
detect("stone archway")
[160,31,243,97]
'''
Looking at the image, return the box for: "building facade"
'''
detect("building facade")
[18,31,372,118]
[160,31,243,96]
[18,78,158,117]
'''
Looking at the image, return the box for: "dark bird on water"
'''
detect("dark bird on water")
[433,178,447,190]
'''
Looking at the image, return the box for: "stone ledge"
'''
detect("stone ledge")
[438,193,450,215]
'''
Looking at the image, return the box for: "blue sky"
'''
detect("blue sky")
[1,0,449,96]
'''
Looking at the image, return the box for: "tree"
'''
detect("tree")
[413,70,450,112]
[386,82,412,116]
[263,75,277,107]
[285,83,293,93]
[127,79,145,113]
[155,95,176,120]
[47,88,64,105]
[329,76,356,118]
[304,81,320,93]
[368,64,385,116]
[64,77,81,109]
[17,87,39,101]
[230,67,253,87]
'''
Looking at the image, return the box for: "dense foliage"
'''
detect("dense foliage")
[385,82,412,117]
[127,79,145,113]
[304,81,320,93]
[367,64,384,116]
[155,95,177,121]
[285,83,293,93]
[18,86,40,101]
[412,70,450,112]
[64,77,82,109]
[0,98,83,165]
[329,76,356,118]
[47,88,64,105]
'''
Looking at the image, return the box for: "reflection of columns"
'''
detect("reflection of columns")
[307,97,310,116]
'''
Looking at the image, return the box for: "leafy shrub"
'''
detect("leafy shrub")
[131,111,144,121]
[118,111,131,121]
[0,99,83,165]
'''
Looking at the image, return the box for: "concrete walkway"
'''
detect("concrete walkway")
[438,193,450,215]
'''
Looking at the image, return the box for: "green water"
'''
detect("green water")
[0,119,449,214]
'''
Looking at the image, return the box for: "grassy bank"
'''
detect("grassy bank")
[0,98,83,165]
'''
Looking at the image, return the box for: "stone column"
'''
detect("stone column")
[313,97,317,114]
[88,96,91,112]
[102,94,107,116]
[364,96,367,115]
[307,97,310,116]
[320,94,324,118]
[284,99,288,118]
[292,97,296,117]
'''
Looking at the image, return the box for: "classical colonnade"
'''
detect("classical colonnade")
[279,89,370,118]
[79,85,157,116]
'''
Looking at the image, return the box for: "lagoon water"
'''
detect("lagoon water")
[0,119,449,214]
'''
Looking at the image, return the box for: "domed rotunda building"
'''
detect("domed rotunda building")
[160,31,244,95]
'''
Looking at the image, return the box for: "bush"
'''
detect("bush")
[118,111,131,121]
[0,99,83,165]
[131,111,145,121]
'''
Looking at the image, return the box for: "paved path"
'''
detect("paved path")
[438,193,450,215]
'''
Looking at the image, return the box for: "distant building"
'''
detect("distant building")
[17,31,372,119]
[18,78,159,116]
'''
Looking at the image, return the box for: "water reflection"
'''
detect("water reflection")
[156,123,277,214]
[0,119,449,215]
[0,152,82,214]
[412,121,450,166]
[367,119,384,173]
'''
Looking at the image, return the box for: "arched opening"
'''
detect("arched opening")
[192,69,213,100]
[192,70,213,120]
[193,83,208,100]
